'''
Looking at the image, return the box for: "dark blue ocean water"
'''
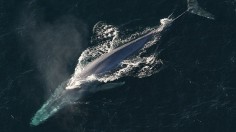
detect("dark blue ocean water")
[0,0,236,132]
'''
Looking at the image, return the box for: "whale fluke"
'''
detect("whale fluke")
[187,0,215,19]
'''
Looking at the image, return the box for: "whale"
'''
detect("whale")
[30,0,214,126]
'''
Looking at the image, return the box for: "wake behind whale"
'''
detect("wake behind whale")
[30,0,214,126]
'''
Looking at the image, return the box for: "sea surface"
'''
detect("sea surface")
[0,0,236,132]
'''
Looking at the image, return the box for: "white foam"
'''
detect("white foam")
[67,20,172,89]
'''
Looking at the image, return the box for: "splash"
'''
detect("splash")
[67,18,171,88]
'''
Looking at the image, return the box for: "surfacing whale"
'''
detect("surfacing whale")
[30,0,214,126]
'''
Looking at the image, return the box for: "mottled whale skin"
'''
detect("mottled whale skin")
[65,31,155,89]
[80,32,153,78]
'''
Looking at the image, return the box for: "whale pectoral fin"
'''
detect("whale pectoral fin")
[96,82,125,92]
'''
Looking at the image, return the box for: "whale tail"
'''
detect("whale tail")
[187,0,214,19]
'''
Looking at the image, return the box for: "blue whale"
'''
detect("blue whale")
[30,0,214,126]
